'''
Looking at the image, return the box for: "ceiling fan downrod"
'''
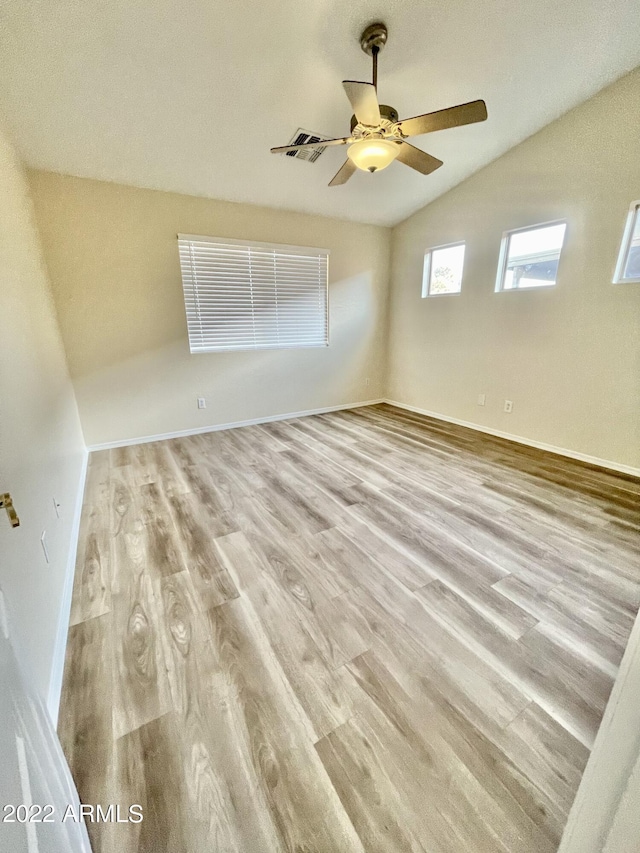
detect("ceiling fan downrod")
[359,22,388,91]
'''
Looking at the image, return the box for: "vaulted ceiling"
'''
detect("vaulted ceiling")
[1,0,639,226]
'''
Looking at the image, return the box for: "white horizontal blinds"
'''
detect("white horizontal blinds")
[178,235,329,353]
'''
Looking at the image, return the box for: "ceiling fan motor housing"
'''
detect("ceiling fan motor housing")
[350,105,399,133]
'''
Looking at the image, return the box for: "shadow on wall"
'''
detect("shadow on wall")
[73,271,381,446]
[70,266,378,377]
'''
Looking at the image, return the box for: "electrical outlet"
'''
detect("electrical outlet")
[365,378,371,386]
[504,399,513,413]
[197,397,207,410]
[477,394,486,406]
[40,530,50,564]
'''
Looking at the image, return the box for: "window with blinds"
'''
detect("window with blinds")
[178,234,329,353]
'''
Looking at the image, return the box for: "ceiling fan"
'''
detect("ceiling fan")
[271,22,487,186]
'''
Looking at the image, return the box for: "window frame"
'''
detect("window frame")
[495,219,568,293]
[613,201,640,284]
[421,241,466,298]
[177,234,330,354]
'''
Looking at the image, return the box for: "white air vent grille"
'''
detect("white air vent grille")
[286,128,330,162]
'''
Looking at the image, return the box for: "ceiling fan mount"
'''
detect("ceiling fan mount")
[271,22,488,186]
[359,22,388,57]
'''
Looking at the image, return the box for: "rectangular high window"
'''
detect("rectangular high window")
[422,243,466,296]
[178,235,329,353]
[613,202,640,283]
[496,221,567,291]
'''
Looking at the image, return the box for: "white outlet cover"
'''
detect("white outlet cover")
[478,394,486,406]
[197,397,206,409]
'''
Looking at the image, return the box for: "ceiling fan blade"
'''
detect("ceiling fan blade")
[342,81,381,126]
[329,159,357,187]
[271,137,351,154]
[395,142,443,175]
[398,100,488,138]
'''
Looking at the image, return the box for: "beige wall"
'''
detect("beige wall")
[28,174,391,447]
[0,124,85,711]
[387,68,640,470]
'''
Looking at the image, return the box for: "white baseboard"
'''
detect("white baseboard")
[47,447,89,727]
[384,399,640,478]
[87,399,385,451]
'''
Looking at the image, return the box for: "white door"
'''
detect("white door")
[0,590,92,853]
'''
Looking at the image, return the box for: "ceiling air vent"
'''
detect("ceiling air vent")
[285,129,330,162]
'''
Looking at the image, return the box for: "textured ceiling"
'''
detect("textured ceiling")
[1,0,639,226]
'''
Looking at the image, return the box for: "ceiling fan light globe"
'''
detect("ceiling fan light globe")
[347,138,399,173]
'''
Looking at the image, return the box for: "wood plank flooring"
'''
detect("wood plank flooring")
[58,403,640,853]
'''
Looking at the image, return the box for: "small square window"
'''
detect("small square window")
[496,221,567,291]
[613,202,640,284]
[422,243,465,297]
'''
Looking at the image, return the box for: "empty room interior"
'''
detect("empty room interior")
[1,1,640,851]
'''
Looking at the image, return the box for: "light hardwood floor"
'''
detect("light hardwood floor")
[59,404,640,853]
